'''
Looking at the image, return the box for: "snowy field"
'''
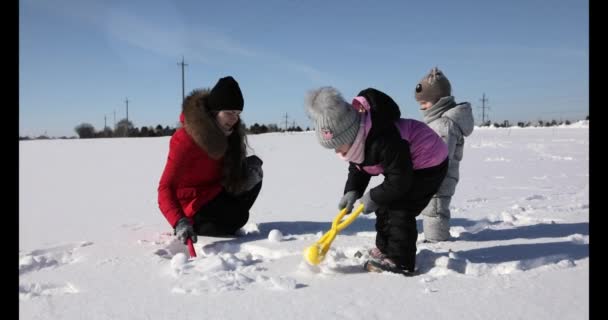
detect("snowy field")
[19,123,589,320]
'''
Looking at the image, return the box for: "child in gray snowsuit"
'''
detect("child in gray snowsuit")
[415,67,475,242]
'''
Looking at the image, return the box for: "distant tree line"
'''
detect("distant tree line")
[478,116,587,128]
[68,119,177,139]
[247,123,308,134]
[19,120,312,140]
[19,119,177,140]
[22,115,587,140]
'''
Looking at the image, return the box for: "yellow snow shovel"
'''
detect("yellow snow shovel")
[303,204,364,265]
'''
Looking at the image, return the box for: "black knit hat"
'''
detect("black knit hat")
[207,76,244,111]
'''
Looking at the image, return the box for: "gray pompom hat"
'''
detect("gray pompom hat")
[304,86,361,149]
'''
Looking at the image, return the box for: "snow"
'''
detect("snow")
[19,125,588,319]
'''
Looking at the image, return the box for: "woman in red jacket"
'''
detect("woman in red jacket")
[158,76,263,244]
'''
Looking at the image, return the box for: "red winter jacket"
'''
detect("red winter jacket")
[158,90,228,228]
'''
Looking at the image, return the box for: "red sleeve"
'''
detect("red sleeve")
[158,132,186,228]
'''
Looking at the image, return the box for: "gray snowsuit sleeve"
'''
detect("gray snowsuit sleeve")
[431,117,461,197]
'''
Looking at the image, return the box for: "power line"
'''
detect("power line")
[177,56,188,104]
[478,93,490,124]
[125,97,130,137]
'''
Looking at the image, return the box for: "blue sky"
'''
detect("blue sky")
[20,0,588,137]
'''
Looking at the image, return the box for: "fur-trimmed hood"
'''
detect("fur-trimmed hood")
[181,89,228,159]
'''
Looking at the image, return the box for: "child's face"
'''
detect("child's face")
[334,144,351,157]
[418,100,433,110]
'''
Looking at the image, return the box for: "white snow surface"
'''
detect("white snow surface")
[19,125,589,319]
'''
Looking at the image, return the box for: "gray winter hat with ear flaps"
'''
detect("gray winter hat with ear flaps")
[304,86,361,149]
[415,67,451,104]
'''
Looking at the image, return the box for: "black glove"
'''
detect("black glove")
[338,191,360,213]
[242,155,263,191]
[245,155,263,167]
[360,191,379,214]
[174,217,197,244]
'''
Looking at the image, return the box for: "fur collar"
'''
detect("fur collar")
[182,89,227,159]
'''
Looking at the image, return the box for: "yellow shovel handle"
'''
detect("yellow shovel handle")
[312,204,364,246]
[332,207,348,229]
[335,204,364,232]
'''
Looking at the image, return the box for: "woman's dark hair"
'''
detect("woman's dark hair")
[220,118,249,194]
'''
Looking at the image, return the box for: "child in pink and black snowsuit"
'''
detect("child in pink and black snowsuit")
[304,86,448,275]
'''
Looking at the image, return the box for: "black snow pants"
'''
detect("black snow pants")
[375,158,448,271]
[192,181,262,236]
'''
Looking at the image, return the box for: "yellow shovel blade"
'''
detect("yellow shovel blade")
[303,243,323,265]
[304,229,336,265]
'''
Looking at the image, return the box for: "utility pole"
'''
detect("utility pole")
[125,97,130,137]
[284,113,289,132]
[478,93,490,125]
[104,115,107,129]
[113,110,116,129]
[177,56,188,103]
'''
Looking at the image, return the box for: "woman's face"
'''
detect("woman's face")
[216,110,241,135]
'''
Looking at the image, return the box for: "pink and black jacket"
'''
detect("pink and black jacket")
[344,88,449,211]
